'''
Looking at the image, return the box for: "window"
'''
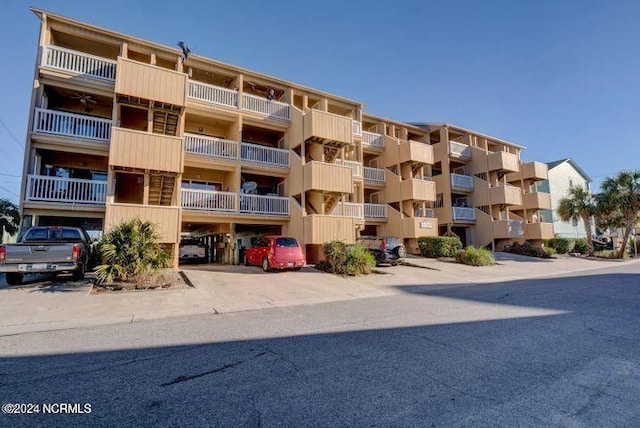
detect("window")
[569,179,574,188]
[275,237,299,248]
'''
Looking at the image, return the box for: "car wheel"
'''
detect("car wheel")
[293,267,302,271]
[72,263,85,282]
[5,273,23,286]
[262,257,270,272]
[395,246,406,258]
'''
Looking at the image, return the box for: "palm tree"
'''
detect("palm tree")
[597,170,640,258]
[557,185,596,256]
[0,198,20,244]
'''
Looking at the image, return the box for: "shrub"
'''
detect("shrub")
[322,240,347,274]
[344,245,376,275]
[505,241,555,258]
[455,246,495,266]
[594,250,616,259]
[418,236,462,258]
[547,237,575,254]
[572,238,589,254]
[318,242,376,275]
[94,219,169,284]
[545,247,557,257]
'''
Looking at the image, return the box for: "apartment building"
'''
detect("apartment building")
[19,8,553,266]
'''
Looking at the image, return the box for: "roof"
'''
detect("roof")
[411,122,526,150]
[546,158,592,182]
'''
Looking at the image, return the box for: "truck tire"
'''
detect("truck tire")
[5,273,23,286]
[72,264,85,282]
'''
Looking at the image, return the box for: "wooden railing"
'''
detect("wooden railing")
[335,159,362,177]
[240,142,290,167]
[184,133,238,159]
[362,131,384,148]
[416,208,435,218]
[181,189,236,212]
[363,166,385,182]
[42,45,116,81]
[352,120,362,136]
[331,202,364,219]
[187,80,238,108]
[26,175,107,204]
[240,194,289,216]
[364,203,387,218]
[32,108,112,141]
[242,93,291,121]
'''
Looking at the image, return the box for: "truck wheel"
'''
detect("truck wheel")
[72,264,85,282]
[5,273,23,286]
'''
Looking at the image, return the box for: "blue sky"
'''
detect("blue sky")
[1,0,639,203]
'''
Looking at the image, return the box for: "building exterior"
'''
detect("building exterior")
[538,158,593,238]
[19,8,554,266]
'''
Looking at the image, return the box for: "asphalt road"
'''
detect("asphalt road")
[1,263,639,427]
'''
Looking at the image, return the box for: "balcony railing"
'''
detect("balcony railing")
[242,93,291,121]
[449,141,471,160]
[352,120,362,136]
[416,208,435,218]
[335,159,362,177]
[364,203,387,218]
[187,80,238,108]
[331,202,364,219]
[452,206,476,221]
[181,189,236,212]
[362,131,384,148]
[240,194,289,216]
[363,166,385,182]
[26,175,107,204]
[41,45,116,81]
[494,219,525,238]
[450,173,474,190]
[33,108,112,141]
[184,133,238,160]
[240,142,289,168]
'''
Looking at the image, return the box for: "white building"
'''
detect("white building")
[537,158,593,238]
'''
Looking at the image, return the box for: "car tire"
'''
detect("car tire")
[395,246,406,258]
[293,267,302,271]
[72,263,85,282]
[5,273,23,286]
[262,257,270,272]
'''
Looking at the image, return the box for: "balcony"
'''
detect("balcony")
[242,93,290,121]
[110,128,184,173]
[399,140,434,165]
[26,175,107,205]
[450,173,474,192]
[303,215,356,244]
[363,166,386,183]
[352,120,362,136]
[362,131,384,149]
[303,161,353,193]
[106,204,180,243]
[521,161,548,181]
[331,202,364,219]
[493,220,525,239]
[525,222,554,240]
[490,185,523,206]
[404,217,438,238]
[240,194,289,216]
[452,207,476,222]
[41,45,116,81]
[364,203,387,219]
[32,108,112,142]
[187,80,238,109]
[488,151,520,173]
[115,57,187,106]
[524,192,552,210]
[303,110,352,145]
[401,178,436,202]
[181,189,236,212]
[335,159,362,178]
[449,141,471,161]
[240,142,289,168]
[184,133,238,160]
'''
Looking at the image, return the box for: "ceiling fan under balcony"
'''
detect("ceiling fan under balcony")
[71,93,98,111]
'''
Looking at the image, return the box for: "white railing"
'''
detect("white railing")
[188,80,238,108]
[33,108,112,141]
[240,194,289,216]
[335,159,362,177]
[42,45,116,81]
[362,131,384,148]
[450,173,474,190]
[452,206,476,221]
[416,208,435,218]
[363,166,386,182]
[27,175,107,204]
[181,189,236,212]
[242,93,291,121]
[184,133,238,159]
[449,141,471,159]
[331,202,364,219]
[352,120,362,136]
[364,203,387,218]
[240,142,290,168]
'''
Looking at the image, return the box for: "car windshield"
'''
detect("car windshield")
[275,238,299,248]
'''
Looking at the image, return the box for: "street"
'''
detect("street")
[1,262,639,427]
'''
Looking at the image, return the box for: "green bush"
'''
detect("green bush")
[344,245,376,275]
[319,241,375,275]
[418,236,463,258]
[94,218,169,285]
[455,246,495,266]
[572,238,589,254]
[547,237,575,254]
[505,241,555,258]
[323,240,347,274]
[545,247,557,257]
[594,250,616,259]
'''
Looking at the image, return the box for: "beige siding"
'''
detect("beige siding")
[303,161,353,193]
[303,215,356,244]
[398,141,434,165]
[525,222,554,240]
[403,217,438,238]
[469,176,490,207]
[522,161,548,181]
[488,151,520,172]
[289,151,303,195]
[489,185,523,206]
[524,192,552,210]
[381,169,402,203]
[115,57,186,106]
[303,110,352,144]
[401,179,436,202]
[493,220,525,239]
[110,127,184,173]
[469,209,494,248]
[105,203,180,243]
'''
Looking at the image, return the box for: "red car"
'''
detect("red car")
[244,236,305,272]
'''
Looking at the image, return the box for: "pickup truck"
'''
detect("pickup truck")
[0,226,93,285]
